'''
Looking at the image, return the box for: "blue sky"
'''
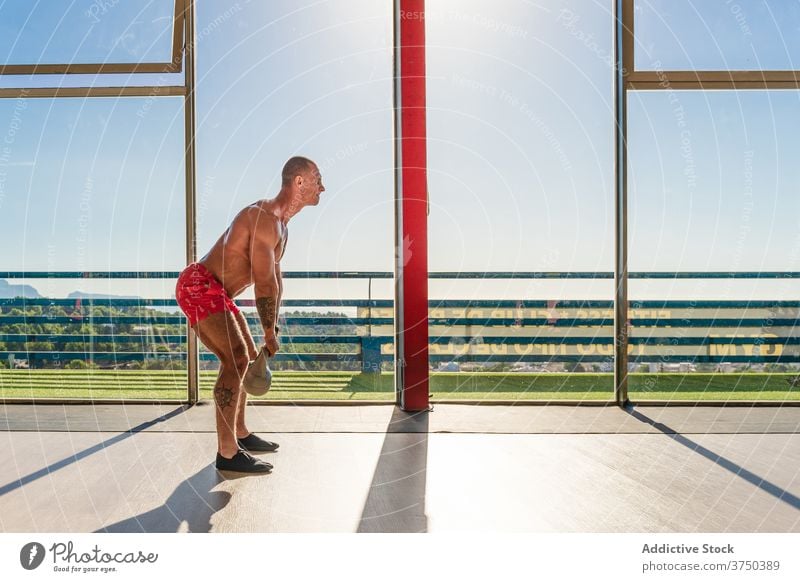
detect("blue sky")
[0,0,798,301]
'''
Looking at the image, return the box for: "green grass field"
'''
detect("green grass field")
[0,370,797,401]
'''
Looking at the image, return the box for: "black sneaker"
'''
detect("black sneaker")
[215,450,273,473]
[237,433,280,453]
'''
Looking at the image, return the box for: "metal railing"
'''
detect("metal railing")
[1,271,798,402]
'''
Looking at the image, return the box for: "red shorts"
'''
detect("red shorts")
[175,262,240,326]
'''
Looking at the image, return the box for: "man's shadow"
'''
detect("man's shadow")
[98,464,233,533]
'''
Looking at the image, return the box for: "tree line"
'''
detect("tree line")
[0,304,360,371]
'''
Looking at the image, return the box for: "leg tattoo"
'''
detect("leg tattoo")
[214,385,235,410]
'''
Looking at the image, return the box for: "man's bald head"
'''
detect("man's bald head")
[281,156,316,187]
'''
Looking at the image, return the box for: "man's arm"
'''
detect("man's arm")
[251,215,281,356]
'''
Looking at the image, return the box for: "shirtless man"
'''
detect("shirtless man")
[175,156,325,473]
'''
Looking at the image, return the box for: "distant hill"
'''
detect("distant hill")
[0,279,41,299]
[67,291,141,300]
[0,281,144,301]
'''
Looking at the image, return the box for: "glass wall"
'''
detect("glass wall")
[2,1,797,403]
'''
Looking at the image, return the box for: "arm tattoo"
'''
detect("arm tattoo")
[214,385,235,410]
[256,296,278,333]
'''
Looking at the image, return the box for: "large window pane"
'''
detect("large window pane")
[0,97,186,399]
[427,0,615,400]
[628,90,800,401]
[194,0,394,401]
[635,0,800,71]
[0,0,177,65]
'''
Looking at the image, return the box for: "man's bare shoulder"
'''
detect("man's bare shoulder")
[242,201,281,244]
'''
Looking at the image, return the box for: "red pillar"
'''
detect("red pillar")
[394,0,429,411]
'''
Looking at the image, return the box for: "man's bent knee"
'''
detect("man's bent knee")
[231,346,250,378]
[219,345,250,379]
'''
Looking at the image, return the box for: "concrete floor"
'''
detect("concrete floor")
[0,403,798,533]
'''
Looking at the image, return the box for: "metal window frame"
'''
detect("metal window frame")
[183,0,198,404]
[0,86,186,98]
[0,0,185,77]
[614,0,630,406]
[614,0,800,405]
